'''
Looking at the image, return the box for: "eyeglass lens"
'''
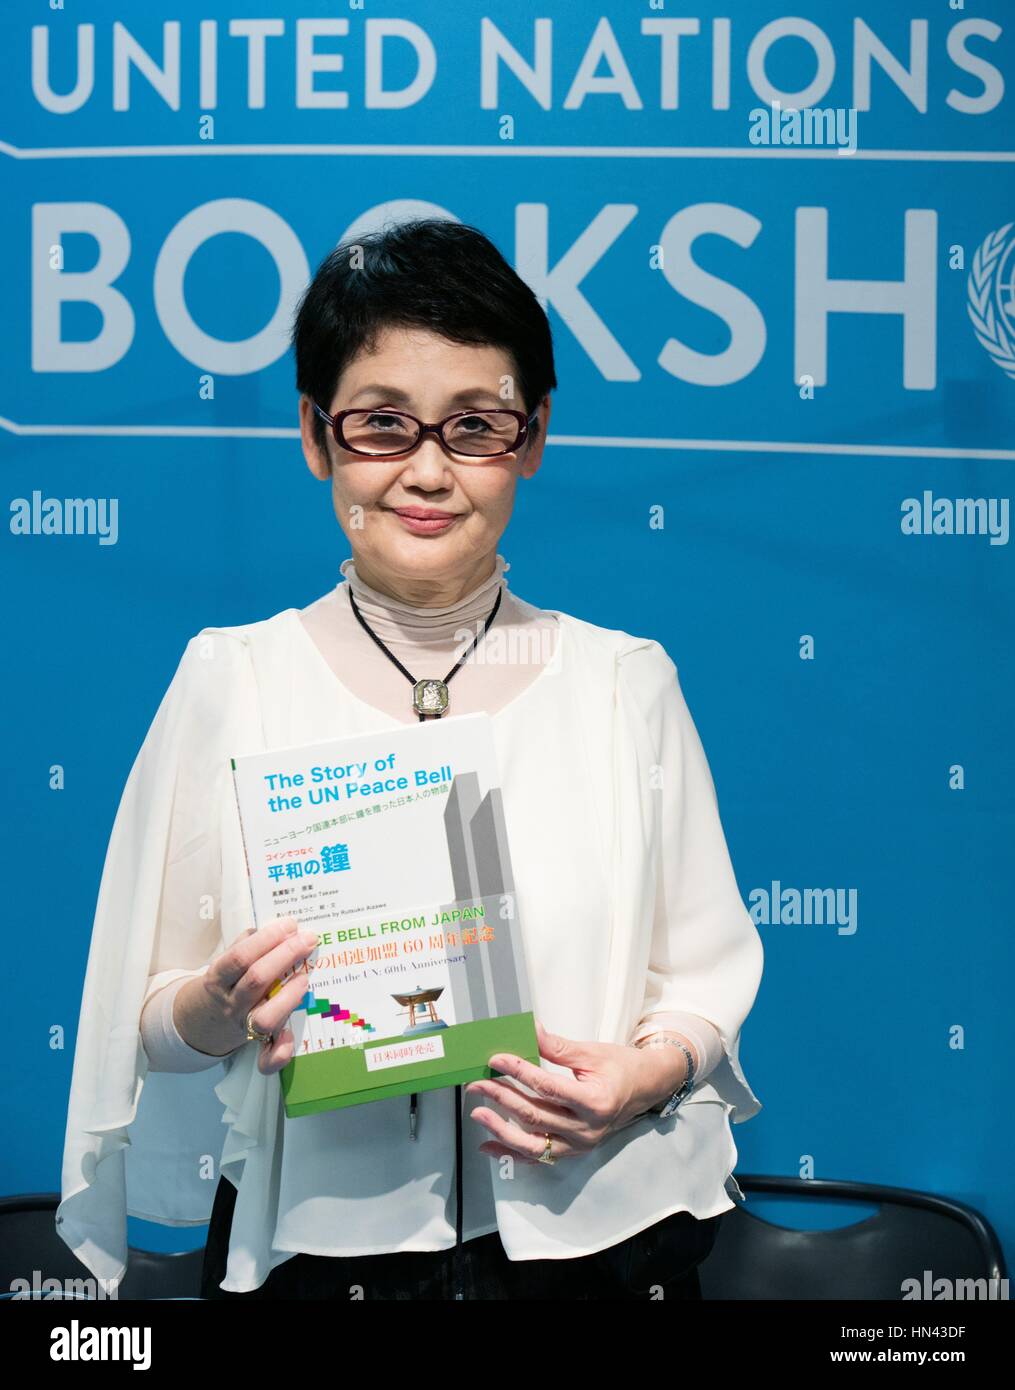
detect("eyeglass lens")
[340,410,522,457]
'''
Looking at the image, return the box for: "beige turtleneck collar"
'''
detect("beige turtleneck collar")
[338,553,510,646]
[298,553,560,724]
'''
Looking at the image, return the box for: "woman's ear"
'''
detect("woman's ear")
[299,395,332,481]
[520,394,551,480]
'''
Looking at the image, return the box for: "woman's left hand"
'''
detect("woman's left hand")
[465,1019,686,1163]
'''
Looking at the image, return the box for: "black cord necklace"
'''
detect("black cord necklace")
[346,577,504,1299]
[347,581,504,720]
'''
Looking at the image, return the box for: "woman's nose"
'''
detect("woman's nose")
[398,434,456,484]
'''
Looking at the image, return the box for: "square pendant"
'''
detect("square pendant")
[413,678,449,716]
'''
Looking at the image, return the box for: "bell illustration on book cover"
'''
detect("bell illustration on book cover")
[395,986,448,1035]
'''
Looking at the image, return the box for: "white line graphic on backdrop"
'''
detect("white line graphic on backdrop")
[2,141,1014,162]
[1,418,1012,461]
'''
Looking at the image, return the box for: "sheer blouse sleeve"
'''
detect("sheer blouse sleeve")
[57,627,262,1287]
[616,640,764,1120]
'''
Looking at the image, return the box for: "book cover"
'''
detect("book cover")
[230,712,539,1118]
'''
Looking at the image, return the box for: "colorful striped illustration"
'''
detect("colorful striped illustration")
[266,974,377,1049]
[301,991,376,1033]
[299,989,376,1051]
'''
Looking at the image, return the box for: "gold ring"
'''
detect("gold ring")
[537,1133,557,1165]
[245,1010,274,1045]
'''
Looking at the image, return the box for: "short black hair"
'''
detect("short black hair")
[291,218,557,455]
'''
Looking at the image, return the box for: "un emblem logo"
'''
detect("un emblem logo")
[968,223,1015,381]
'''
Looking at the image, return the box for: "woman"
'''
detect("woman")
[57,219,763,1302]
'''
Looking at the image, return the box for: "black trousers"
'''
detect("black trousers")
[199,1174,722,1301]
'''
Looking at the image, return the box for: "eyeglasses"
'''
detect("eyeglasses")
[312,402,539,460]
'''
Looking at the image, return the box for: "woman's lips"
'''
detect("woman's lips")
[387,508,460,535]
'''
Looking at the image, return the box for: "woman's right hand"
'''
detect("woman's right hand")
[173,917,318,1074]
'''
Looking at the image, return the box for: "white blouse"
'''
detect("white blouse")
[57,566,763,1295]
[141,556,725,1082]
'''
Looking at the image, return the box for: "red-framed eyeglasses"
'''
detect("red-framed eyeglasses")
[312,402,539,460]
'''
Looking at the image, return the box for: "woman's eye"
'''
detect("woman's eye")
[366,413,406,430]
[457,415,491,433]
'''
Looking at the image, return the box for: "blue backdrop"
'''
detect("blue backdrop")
[3,0,1013,1278]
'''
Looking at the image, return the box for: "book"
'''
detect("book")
[230,712,539,1118]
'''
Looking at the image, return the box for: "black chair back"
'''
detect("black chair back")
[700,1176,1007,1300]
[0,1193,203,1301]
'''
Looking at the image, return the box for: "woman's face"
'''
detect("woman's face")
[299,325,550,601]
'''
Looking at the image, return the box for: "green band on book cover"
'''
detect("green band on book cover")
[280,1012,539,1118]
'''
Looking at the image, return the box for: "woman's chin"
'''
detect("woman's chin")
[375,516,479,564]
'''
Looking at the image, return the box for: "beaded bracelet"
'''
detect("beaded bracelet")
[629,1034,696,1115]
